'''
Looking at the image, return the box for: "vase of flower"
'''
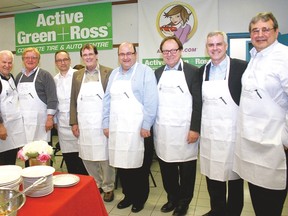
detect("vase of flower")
[29,158,50,166]
[17,140,54,166]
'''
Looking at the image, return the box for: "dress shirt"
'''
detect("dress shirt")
[247,41,288,147]
[209,56,228,81]
[54,67,76,114]
[164,60,181,71]
[102,62,158,130]
[84,66,99,82]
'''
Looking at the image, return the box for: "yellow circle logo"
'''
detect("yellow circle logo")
[156,2,198,45]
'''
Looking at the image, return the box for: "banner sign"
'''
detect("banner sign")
[138,0,218,69]
[15,3,112,55]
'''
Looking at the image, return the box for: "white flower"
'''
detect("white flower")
[18,140,54,162]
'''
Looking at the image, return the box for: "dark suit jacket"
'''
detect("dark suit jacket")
[199,58,248,105]
[69,65,112,125]
[155,62,202,133]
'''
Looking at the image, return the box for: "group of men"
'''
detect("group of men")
[0,11,287,216]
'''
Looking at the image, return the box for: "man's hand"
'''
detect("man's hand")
[45,115,54,132]
[72,124,80,138]
[0,123,7,140]
[187,130,199,144]
[140,128,151,138]
[103,128,109,138]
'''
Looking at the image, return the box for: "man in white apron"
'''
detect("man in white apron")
[154,36,201,216]
[70,44,115,202]
[233,12,288,216]
[102,42,158,213]
[15,47,57,145]
[0,50,27,165]
[199,32,247,216]
[54,50,88,175]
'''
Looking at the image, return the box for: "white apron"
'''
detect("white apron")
[17,69,50,142]
[154,60,198,162]
[0,77,27,152]
[77,72,108,161]
[55,71,78,153]
[200,59,240,181]
[109,63,144,168]
[234,60,287,189]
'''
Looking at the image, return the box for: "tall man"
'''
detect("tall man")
[0,50,26,165]
[70,44,115,202]
[54,50,88,175]
[199,31,247,216]
[233,12,288,216]
[102,42,158,213]
[154,36,201,216]
[15,47,58,143]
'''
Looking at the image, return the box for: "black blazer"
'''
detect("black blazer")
[199,58,248,106]
[155,61,202,133]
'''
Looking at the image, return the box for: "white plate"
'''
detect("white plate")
[53,174,80,187]
[26,184,54,197]
[21,166,55,178]
[23,174,54,197]
[0,165,22,185]
[0,173,21,185]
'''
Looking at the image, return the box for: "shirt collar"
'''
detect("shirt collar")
[164,59,182,71]
[59,67,74,78]
[0,72,10,80]
[250,40,278,57]
[211,55,228,69]
[119,63,137,74]
[21,66,38,76]
[85,64,100,74]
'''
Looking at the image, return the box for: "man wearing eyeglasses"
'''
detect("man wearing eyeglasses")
[233,12,288,216]
[200,31,247,216]
[102,42,158,212]
[154,36,201,216]
[0,50,27,165]
[70,44,115,202]
[54,50,88,175]
[15,47,57,145]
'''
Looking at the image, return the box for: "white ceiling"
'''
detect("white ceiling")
[0,0,125,15]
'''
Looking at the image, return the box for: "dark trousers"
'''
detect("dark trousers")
[206,177,243,216]
[248,150,288,216]
[158,158,197,207]
[0,148,18,165]
[118,135,154,206]
[62,152,88,175]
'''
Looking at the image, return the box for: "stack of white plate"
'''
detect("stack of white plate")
[0,165,23,190]
[21,166,55,197]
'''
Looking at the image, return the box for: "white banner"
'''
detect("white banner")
[138,0,218,69]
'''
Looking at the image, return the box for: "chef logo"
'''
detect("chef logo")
[156,2,198,45]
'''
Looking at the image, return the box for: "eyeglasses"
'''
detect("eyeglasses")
[161,49,179,55]
[251,27,275,35]
[56,58,70,63]
[118,52,135,58]
[23,56,38,61]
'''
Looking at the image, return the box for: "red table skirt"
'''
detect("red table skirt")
[18,172,108,216]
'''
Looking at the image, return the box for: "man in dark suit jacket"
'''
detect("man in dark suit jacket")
[199,31,248,216]
[154,36,202,216]
[69,44,115,203]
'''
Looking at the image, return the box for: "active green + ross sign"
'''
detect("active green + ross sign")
[15,3,112,55]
